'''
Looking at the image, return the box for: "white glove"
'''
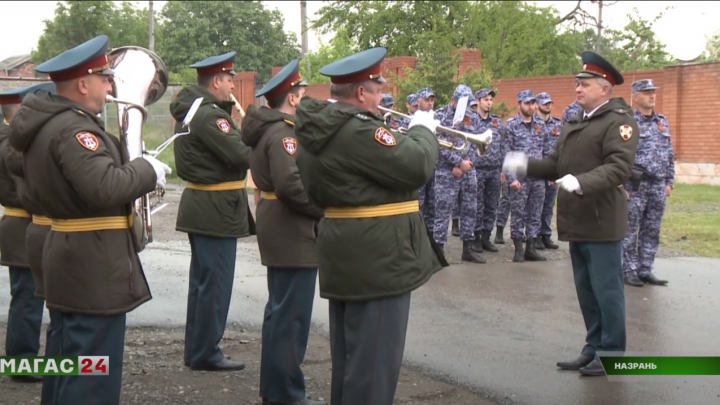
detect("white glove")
[142,155,172,189]
[502,151,528,176]
[408,110,440,134]
[556,174,583,194]
[477,129,493,145]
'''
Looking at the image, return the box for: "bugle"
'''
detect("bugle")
[378,106,490,156]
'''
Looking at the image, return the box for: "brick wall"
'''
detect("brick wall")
[0,62,42,78]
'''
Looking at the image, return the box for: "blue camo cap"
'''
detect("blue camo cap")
[631,79,659,93]
[474,88,496,99]
[417,87,434,99]
[469,97,478,106]
[406,93,418,106]
[453,84,473,100]
[517,89,535,103]
[536,92,552,105]
[380,92,394,107]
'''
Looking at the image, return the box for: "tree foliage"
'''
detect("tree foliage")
[32,1,152,66]
[704,30,720,61]
[158,1,301,83]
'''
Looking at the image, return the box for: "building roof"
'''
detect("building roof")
[0,54,32,71]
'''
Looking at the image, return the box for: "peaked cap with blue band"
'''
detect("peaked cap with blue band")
[576,51,623,86]
[35,35,114,82]
[0,82,56,105]
[319,47,387,84]
[190,51,237,76]
[255,59,307,100]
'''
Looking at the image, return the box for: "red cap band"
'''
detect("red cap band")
[49,54,110,82]
[582,63,617,86]
[0,95,22,105]
[265,72,303,100]
[330,63,383,84]
[196,61,235,76]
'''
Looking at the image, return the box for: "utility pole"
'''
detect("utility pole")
[595,1,603,54]
[149,1,155,52]
[301,1,310,74]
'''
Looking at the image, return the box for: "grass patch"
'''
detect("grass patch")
[661,184,720,257]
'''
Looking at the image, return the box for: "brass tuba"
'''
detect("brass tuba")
[106,45,169,250]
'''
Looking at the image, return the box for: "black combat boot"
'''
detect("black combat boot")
[512,238,524,262]
[481,230,499,252]
[472,231,484,253]
[524,239,547,261]
[541,235,559,249]
[451,219,460,237]
[462,240,486,263]
[624,273,643,287]
[494,225,505,244]
[534,237,545,250]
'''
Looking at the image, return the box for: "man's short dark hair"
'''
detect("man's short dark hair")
[267,86,302,109]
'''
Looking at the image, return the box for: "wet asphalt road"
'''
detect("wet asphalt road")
[1,193,719,405]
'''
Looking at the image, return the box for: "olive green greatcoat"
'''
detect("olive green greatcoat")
[526,98,640,242]
[9,91,157,315]
[240,105,323,268]
[170,85,253,238]
[294,97,443,301]
[0,124,30,268]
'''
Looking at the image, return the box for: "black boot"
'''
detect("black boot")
[541,235,559,249]
[624,273,643,287]
[451,219,460,237]
[462,240,486,263]
[534,237,545,250]
[494,225,505,244]
[524,239,547,261]
[472,231,483,253]
[512,238,524,262]
[481,230,499,252]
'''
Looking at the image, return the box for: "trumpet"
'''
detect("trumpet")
[378,106,490,156]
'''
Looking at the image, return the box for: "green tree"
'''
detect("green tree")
[158,1,301,83]
[32,1,150,65]
[298,27,356,84]
[704,30,720,61]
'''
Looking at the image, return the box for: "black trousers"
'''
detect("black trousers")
[329,292,411,405]
[53,312,126,405]
[569,241,627,359]
[184,233,237,367]
[5,267,44,357]
[259,267,318,403]
[40,309,62,405]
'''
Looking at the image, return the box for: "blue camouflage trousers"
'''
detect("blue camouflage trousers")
[622,180,667,276]
[509,177,545,240]
[434,169,477,244]
[495,182,511,228]
[418,173,436,229]
[475,168,501,232]
[540,181,558,236]
[452,194,460,220]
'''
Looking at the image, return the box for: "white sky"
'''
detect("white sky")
[0,1,715,62]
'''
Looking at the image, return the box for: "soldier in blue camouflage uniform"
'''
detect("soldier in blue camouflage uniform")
[623,79,672,287]
[381,93,403,131]
[562,100,582,124]
[433,84,485,263]
[416,88,437,227]
[451,97,479,237]
[471,88,504,253]
[534,92,562,251]
[395,93,416,130]
[504,90,547,262]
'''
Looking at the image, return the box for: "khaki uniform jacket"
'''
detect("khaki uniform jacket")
[9,92,157,315]
[526,98,640,242]
[240,105,324,269]
[0,124,30,268]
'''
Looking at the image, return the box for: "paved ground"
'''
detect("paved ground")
[1,186,718,405]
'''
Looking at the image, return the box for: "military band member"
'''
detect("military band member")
[471,88,503,253]
[416,87,437,227]
[8,35,170,402]
[294,47,447,405]
[622,79,672,287]
[562,99,582,124]
[406,93,418,115]
[170,51,251,371]
[240,59,326,405]
[534,92,561,251]
[0,84,47,384]
[381,92,402,130]
[503,90,547,262]
[504,51,638,376]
